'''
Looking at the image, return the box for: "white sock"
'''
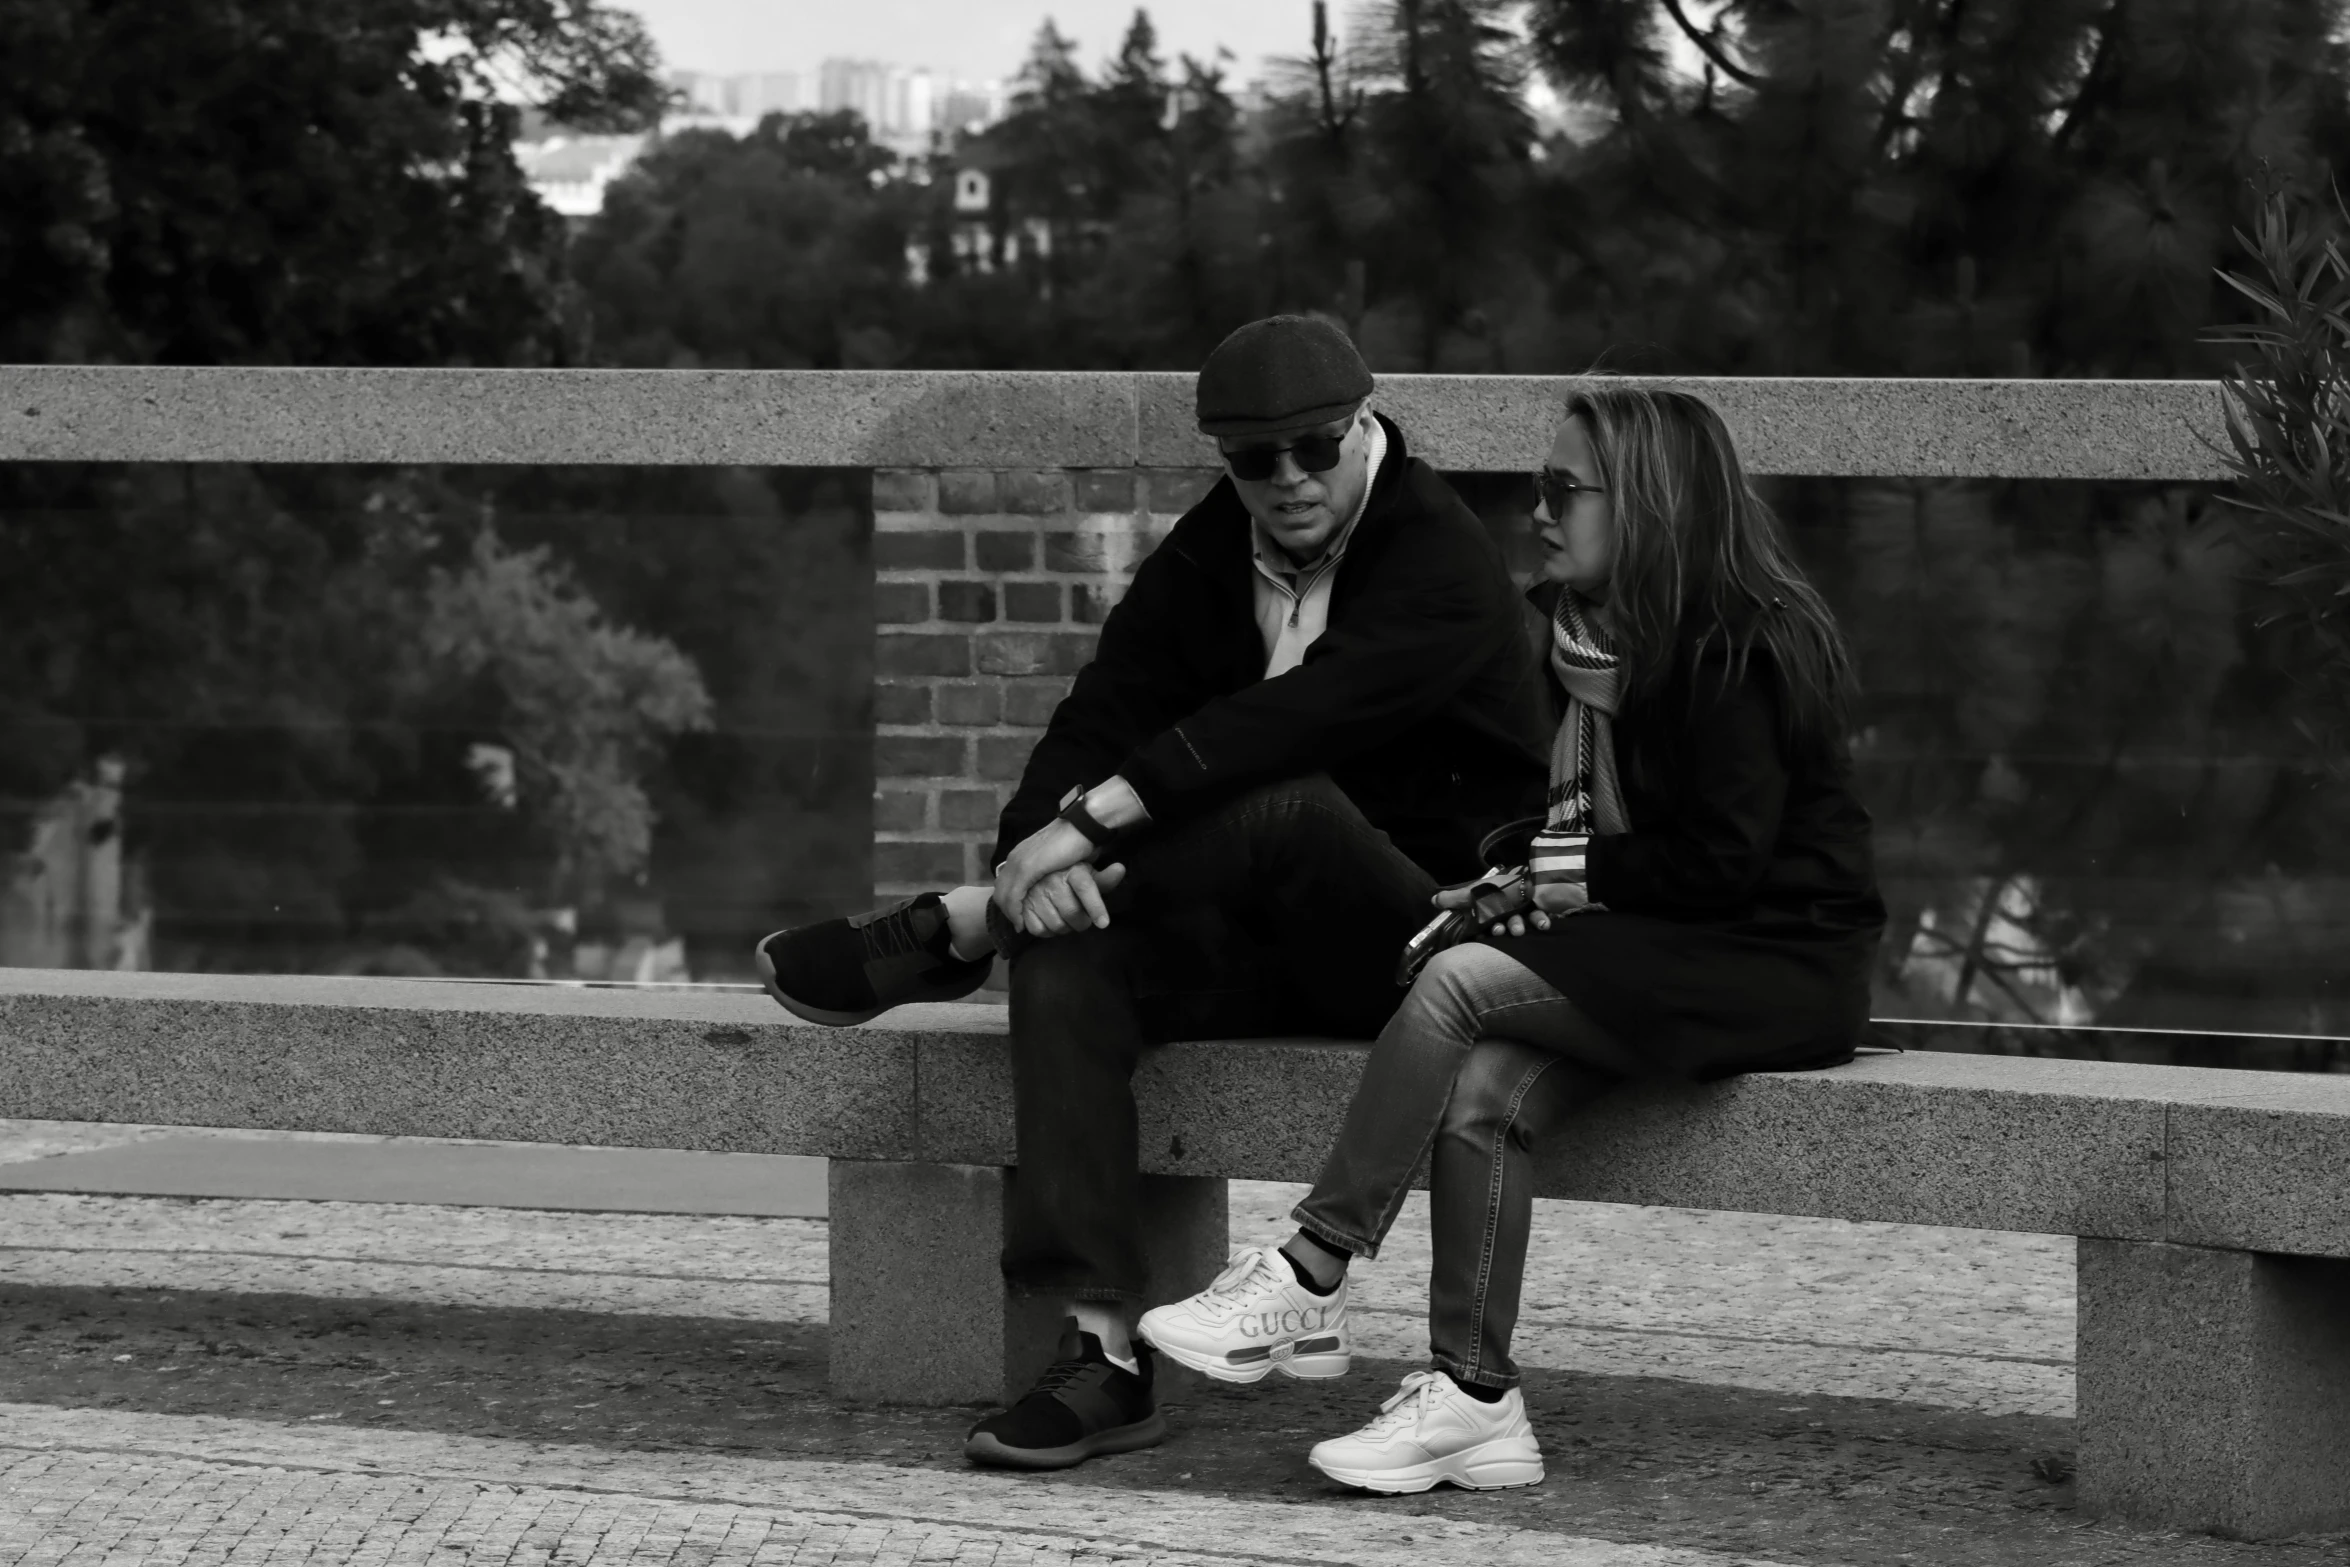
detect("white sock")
[1071,1303,1133,1366]
[941,886,995,961]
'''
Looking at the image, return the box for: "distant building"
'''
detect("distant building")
[659,63,1007,163]
[743,71,813,118]
[671,69,737,116]
[517,134,650,220]
[938,82,1010,137]
[666,68,811,134]
[931,150,1053,282]
[819,58,937,154]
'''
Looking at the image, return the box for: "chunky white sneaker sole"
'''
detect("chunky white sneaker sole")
[1310,1433,1545,1493]
[1143,1326,1350,1384]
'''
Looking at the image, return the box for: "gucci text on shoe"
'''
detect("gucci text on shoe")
[1137,1245,1352,1384]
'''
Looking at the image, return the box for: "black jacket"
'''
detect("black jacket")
[1488,583,1887,1078]
[994,415,1549,883]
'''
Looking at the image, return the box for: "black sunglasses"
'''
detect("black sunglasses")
[1534,468,1606,515]
[1222,432,1348,482]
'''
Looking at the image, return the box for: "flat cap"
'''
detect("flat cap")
[1195,315,1374,437]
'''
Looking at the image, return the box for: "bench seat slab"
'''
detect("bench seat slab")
[828,1160,1229,1404]
[2078,1238,2350,1537]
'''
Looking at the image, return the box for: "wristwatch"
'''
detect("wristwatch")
[1057,790,1121,849]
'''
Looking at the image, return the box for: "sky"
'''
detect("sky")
[617,0,1321,86]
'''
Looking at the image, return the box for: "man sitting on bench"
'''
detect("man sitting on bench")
[756,314,1548,1470]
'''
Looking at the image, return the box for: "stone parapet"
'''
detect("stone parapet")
[1,365,2231,479]
[0,365,2235,913]
[6,974,2345,1260]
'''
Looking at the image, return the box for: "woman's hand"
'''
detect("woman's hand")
[1431,884,1555,938]
[1532,880,1594,916]
[1488,910,1554,938]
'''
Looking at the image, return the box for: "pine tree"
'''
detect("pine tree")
[1358,0,1538,366]
[1519,0,2350,376]
[994,19,1099,288]
[1263,1,1375,334]
[1097,8,1171,197]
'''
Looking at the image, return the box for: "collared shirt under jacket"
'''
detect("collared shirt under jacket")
[992,414,1549,884]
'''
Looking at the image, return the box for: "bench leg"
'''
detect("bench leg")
[2077,1237,2350,1538]
[827,1159,1229,1405]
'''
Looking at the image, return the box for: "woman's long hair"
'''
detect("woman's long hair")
[1565,384,1853,745]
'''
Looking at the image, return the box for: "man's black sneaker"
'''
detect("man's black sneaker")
[754,893,992,1026]
[964,1324,1166,1470]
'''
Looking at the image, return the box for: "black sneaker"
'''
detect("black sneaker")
[754,893,992,1025]
[964,1324,1166,1470]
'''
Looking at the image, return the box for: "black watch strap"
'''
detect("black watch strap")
[1057,792,1120,848]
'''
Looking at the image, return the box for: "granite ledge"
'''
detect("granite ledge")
[5,979,2343,1254]
[3,366,2229,480]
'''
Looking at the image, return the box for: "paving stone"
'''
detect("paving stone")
[0,1405,1812,1567]
[0,1157,2073,1416]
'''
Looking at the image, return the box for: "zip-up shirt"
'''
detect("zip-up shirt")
[1249,417,1389,678]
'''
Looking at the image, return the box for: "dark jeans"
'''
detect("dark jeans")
[1293,941,1631,1389]
[1001,775,1436,1303]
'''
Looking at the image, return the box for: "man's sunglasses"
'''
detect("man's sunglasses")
[1222,432,1348,482]
[1534,469,1606,515]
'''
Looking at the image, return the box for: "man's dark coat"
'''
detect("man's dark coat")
[993,415,1549,884]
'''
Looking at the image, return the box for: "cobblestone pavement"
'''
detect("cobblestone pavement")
[0,1405,1791,1567]
[1,1118,2074,1416]
[7,1120,2340,1567]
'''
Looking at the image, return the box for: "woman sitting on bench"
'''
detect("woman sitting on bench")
[1138,385,1886,1493]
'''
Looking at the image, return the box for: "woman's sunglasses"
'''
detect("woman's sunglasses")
[1222,432,1348,482]
[1534,469,1606,515]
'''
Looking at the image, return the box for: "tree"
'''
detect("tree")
[0,0,665,367]
[487,465,877,972]
[1357,0,1540,367]
[1095,10,1172,198]
[2209,176,2350,761]
[573,116,917,369]
[1517,0,2350,377]
[0,0,717,977]
[1261,2,1374,335]
[1061,49,1272,366]
[0,466,712,973]
[407,525,714,902]
[993,19,1101,284]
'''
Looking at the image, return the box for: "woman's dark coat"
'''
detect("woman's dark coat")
[1487,583,1887,1079]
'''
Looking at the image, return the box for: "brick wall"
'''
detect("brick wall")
[872,465,1223,903]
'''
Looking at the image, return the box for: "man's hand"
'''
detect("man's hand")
[994,818,1099,923]
[1019,862,1131,937]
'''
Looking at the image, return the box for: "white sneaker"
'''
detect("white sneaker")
[1136,1244,1350,1383]
[1308,1371,1544,1493]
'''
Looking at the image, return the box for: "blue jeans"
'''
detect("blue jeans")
[1292,941,1632,1389]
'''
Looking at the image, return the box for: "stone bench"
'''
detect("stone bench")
[1,968,2344,1539]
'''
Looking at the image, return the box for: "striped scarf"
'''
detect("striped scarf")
[1546,591,1627,836]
